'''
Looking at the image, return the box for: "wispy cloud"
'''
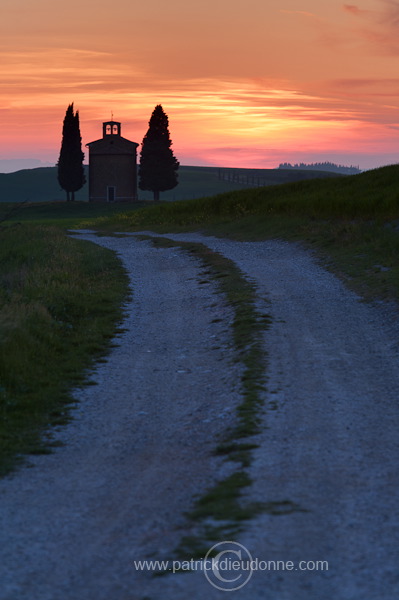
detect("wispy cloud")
[343,0,399,54]
[2,63,381,164]
[343,4,371,17]
[380,0,399,25]
[279,9,318,19]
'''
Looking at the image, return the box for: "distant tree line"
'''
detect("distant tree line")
[278,162,361,175]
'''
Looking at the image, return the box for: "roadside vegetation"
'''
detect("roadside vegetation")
[1,200,149,229]
[0,224,129,475]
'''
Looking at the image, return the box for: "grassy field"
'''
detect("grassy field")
[84,164,399,227]
[0,225,130,475]
[1,200,151,228]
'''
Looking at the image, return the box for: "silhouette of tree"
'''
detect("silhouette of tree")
[57,103,86,201]
[139,105,179,201]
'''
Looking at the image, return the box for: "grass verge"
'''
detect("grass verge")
[0,224,130,476]
[2,200,150,229]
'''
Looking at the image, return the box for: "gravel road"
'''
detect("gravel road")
[1,231,399,600]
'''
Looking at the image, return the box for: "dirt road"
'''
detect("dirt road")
[1,232,399,600]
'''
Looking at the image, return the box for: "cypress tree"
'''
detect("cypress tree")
[139,105,179,201]
[57,103,86,201]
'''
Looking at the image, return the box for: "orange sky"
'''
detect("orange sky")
[1,0,399,171]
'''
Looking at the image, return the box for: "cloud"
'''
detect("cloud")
[1,70,377,164]
[342,0,399,54]
[343,4,370,17]
[333,76,399,89]
[279,9,318,19]
[1,43,398,169]
[380,0,399,26]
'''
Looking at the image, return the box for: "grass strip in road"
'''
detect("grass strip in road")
[135,234,269,461]
[135,235,303,562]
[0,224,130,476]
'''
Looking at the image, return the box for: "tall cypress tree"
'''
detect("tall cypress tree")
[139,105,179,201]
[57,103,86,201]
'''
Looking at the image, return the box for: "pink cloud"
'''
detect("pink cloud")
[343,1,399,54]
[279,9,318,19]
[343,5,370,17]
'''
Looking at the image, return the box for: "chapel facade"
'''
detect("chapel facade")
[86,121,139,202]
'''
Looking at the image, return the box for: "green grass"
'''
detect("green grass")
[0,224,130,475]
[1,200,149,229]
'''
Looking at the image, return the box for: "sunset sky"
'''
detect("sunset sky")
[1,0,399,171]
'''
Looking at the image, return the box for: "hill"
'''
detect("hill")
[87,164,399,230]
[0,165,341,203]
[0,167,88,203]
